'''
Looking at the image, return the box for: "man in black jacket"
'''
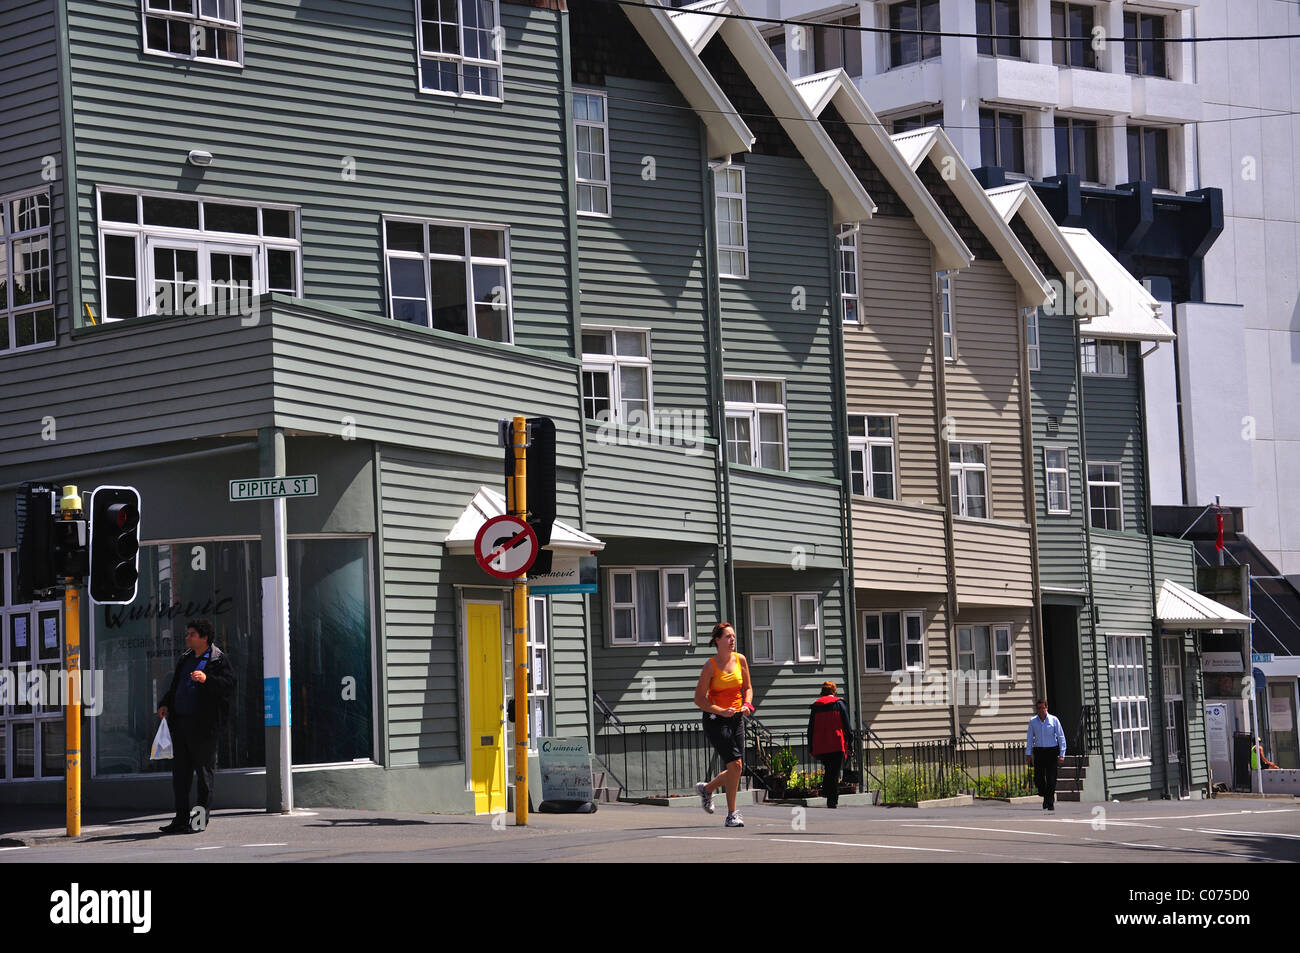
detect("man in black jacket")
[156,618,235,834]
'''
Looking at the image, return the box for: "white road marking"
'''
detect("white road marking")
[769,838,953,853]
[0,846,30,853]
[240,843,288,847]
[658,836,744,842]
[1191,828,1300,841]
[1120,809,1299,821]
[900,824,1060,837]
[1098,839,1266,861]
[194,846,224,851]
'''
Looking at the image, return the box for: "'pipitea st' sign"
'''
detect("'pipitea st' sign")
[229,475,319,502]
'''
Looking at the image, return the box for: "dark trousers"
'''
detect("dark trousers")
[170,718,218,826]
[1033,746,1060,809]
[818,753,844,808]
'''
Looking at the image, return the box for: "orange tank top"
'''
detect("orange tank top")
[708,655,744,712]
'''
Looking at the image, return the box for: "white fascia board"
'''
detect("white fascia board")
[671,0,875,222]
[624,0,754,159]
[986,183,1110,318]
[896,126,1053,306]
[803,71,971,271]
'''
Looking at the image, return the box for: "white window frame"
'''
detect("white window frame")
[96,188,301,323]
[1051,2,1100,70]
[574,89,611,217]
[888,0,942,68]
[415,0,504,101]
[605,567,691,647]
[848,413,898,500]
[1,187,55,354]
[1081,337,1126,376]
[838,223,860,325]
[714,165,748,279]
[724,378,788,471]
[891,109,944,134]
[0,550,67,783]
[1108,633,1152,764]
[748,593,820,666]
[948,441,990,519]
[581,327,653,425]
[958,623,1014,681]
[141,0,243,67]
[527,594,550,750]
[1161,634,1182,765]
[979,107,1028,176]
[939,271,956,360]
[1087,461,1123,531]
[861,609,925,673]
[976,0,1024,59]
[382,215,513,343]
[1024,306,1040,371]
[1044,446,1071,516]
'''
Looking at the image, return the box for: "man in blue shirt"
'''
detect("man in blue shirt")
[1026,698,1067,811]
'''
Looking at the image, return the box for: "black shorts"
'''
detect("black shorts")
[703,711,745,764]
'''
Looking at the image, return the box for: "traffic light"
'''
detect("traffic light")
[15,482,60,602]
[497,417,557,575]
[88,486,141,605]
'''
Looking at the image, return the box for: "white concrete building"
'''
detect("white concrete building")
[748,0,1300,579]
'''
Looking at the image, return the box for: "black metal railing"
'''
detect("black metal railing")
[958,729,1035,799]
[595,721,720,798]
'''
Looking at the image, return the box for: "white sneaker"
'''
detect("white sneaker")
[696,782,715,814]
[724,811,745,828]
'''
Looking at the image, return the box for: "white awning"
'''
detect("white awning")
[444,486,605,555]
[1157,578,1252,629]
[1058,227,1175,342]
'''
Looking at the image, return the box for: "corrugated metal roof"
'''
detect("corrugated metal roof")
[1059,227,1175,342]
[1157,578,1252,628]
[444,486,605,554]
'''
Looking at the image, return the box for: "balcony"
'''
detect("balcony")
[978,56,1059,110]
[1130,76,1202,124]
[852,497,948,594]
[1057,67,1132,116]
[858,60,944,117]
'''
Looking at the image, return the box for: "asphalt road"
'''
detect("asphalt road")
[3,796,1298,864]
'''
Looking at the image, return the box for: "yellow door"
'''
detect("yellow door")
[466,603,506,814]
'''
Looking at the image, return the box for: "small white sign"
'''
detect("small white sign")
[229,475,318,502]
[1203,652,1244,673]
[1206,704,1230,763]
[538,737,594,803]
[1270,695,1293,732]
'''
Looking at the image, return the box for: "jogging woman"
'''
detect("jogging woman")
[694,621,754,827]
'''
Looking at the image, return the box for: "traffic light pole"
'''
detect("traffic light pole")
[64,580,82,837]
[511,415,530,826]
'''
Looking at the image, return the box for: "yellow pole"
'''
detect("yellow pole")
[65,582,81,836]
[512,415,530,826]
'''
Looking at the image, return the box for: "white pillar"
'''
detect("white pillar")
[940,0,981,163]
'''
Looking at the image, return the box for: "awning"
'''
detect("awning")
[1058,227,1175,342]
[1157,578,1252,629]
[443,486,605,556]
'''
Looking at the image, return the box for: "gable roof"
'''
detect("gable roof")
[1157,578,1251,629]
[891,126,1054,305]
[795,69,971,271]
[1058,227,1175,343]
[986,181,1103,311]
[665,0,875,223]
[444,486,605,555]
[618,0,755,159]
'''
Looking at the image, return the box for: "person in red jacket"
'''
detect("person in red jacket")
[807,681,853,808]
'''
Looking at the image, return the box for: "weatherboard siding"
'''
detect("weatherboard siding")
[64,1,572,355]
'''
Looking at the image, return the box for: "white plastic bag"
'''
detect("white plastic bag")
[151,719,174,760]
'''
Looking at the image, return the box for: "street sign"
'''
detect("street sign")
[1252,653,1274,664]
[474,514,537,579]
[229,475,318,502]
